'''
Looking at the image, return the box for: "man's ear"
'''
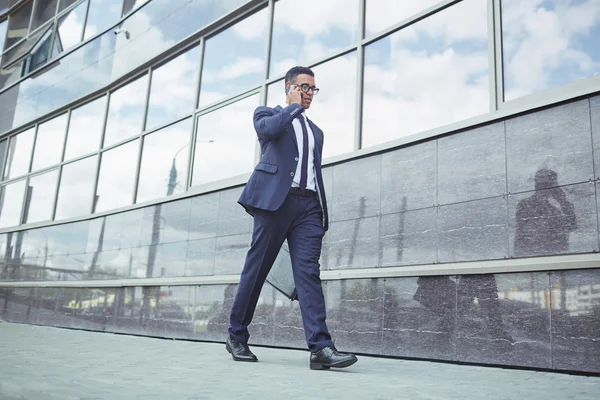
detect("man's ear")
[284,82,290,94]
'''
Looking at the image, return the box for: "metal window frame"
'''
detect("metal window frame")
[1,252,599,288]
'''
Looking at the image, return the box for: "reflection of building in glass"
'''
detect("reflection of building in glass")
[0,0,599,374]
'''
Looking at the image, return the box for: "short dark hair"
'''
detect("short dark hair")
[284,66,314,85]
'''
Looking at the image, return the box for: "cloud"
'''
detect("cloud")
[365,0,443,37]
[502,0,600,100]
[217,57,264,80]
[361,0,489,149]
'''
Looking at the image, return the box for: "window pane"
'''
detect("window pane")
[267,53,357,159]
[95,139,138,212]
[55,155,96,220]
[192,94,258,186]
[64,96,105,161]
[269,0,359,77]
[0,139,6,179]
[31,113,68,172]
[56,0,86,52]
[137,119,191,203]
[22,27,53,73]
[0,19,7,54]
[4,127,35,179]
[1,22,51,67]
[122,0,149,16]
[31,0,58,31]
[3,0,33,50]
[502,0,600,101]
[24,168,59,224]
[199,9,267,107]
[146,46,200,131]
[58,0,81,13]
[362,0,489,149]
[366,0,442,38]
[83,0,122,40]
[103,75,148,148]
[0,179,25,227]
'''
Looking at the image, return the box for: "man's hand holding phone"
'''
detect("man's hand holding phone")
[287,84,303,106]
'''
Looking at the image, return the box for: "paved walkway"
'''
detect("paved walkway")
[0,322,598,400]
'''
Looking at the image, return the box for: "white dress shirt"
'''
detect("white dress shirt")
[291,111,316,192]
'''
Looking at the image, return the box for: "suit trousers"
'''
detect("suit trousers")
[228,191,333,352]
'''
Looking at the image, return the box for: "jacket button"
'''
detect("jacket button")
[290,172,294,176]
[295,157,299,161]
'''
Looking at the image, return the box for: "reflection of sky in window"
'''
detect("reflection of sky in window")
[0,179,26,228]
[84,0,123,40]
[146,46,200,131]
[55,155,97,220]
[103,74,148,147]
[95,139,139,213]
[4,127,35,179]
[3,0,252,135]
[0,20,7,53]
[31,113,68,172]
[64,96,106,161]
[137,118,192,203]
[56,0,87,52]
[365,0,442,38]
[269,0,358,78]
[362,0,488,149]
[192,94,259,186]
[25,169,59,224]
[199,8,268,107]
[502,0,600,100]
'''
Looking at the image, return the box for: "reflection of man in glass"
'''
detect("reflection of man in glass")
[514,169,577,256]
[227,66,357,370]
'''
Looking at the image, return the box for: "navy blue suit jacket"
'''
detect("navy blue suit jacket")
[238,103,329,231]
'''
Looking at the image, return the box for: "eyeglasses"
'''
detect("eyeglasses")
[293,83,320,95]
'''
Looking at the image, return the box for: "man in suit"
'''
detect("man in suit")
[226,66,358,370]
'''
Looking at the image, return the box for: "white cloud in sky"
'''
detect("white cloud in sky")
[503,0,600,100]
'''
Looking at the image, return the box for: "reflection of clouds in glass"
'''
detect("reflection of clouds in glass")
[502,0,600,100]
[103,74,148,147]
[4,0,250,135]
[362,0,488,149]
[55,156,97,220]
[25,169,59,224]
[137,118,192,203]
[31,113,68,172]
[146,46,200,131]
[95,139,139,213]
[365,0,442,37]
[64,96,106,161]
[4,127,35,179]
[267,53,357,159]
[84,0,123,39]
[192,94,258,186]
[0,20,8,53]
[199,8,268,107]
[269,0,358,77]
[56,0,87,52]
[0,179,26,228]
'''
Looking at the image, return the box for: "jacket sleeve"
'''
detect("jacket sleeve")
[253,103,303,142]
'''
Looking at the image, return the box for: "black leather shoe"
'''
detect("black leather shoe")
[310,346,357,370]
[226,337,258,362]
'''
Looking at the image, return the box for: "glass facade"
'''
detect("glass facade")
[0,0,598,230]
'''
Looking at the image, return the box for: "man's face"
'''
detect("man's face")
[290,74,316,109]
